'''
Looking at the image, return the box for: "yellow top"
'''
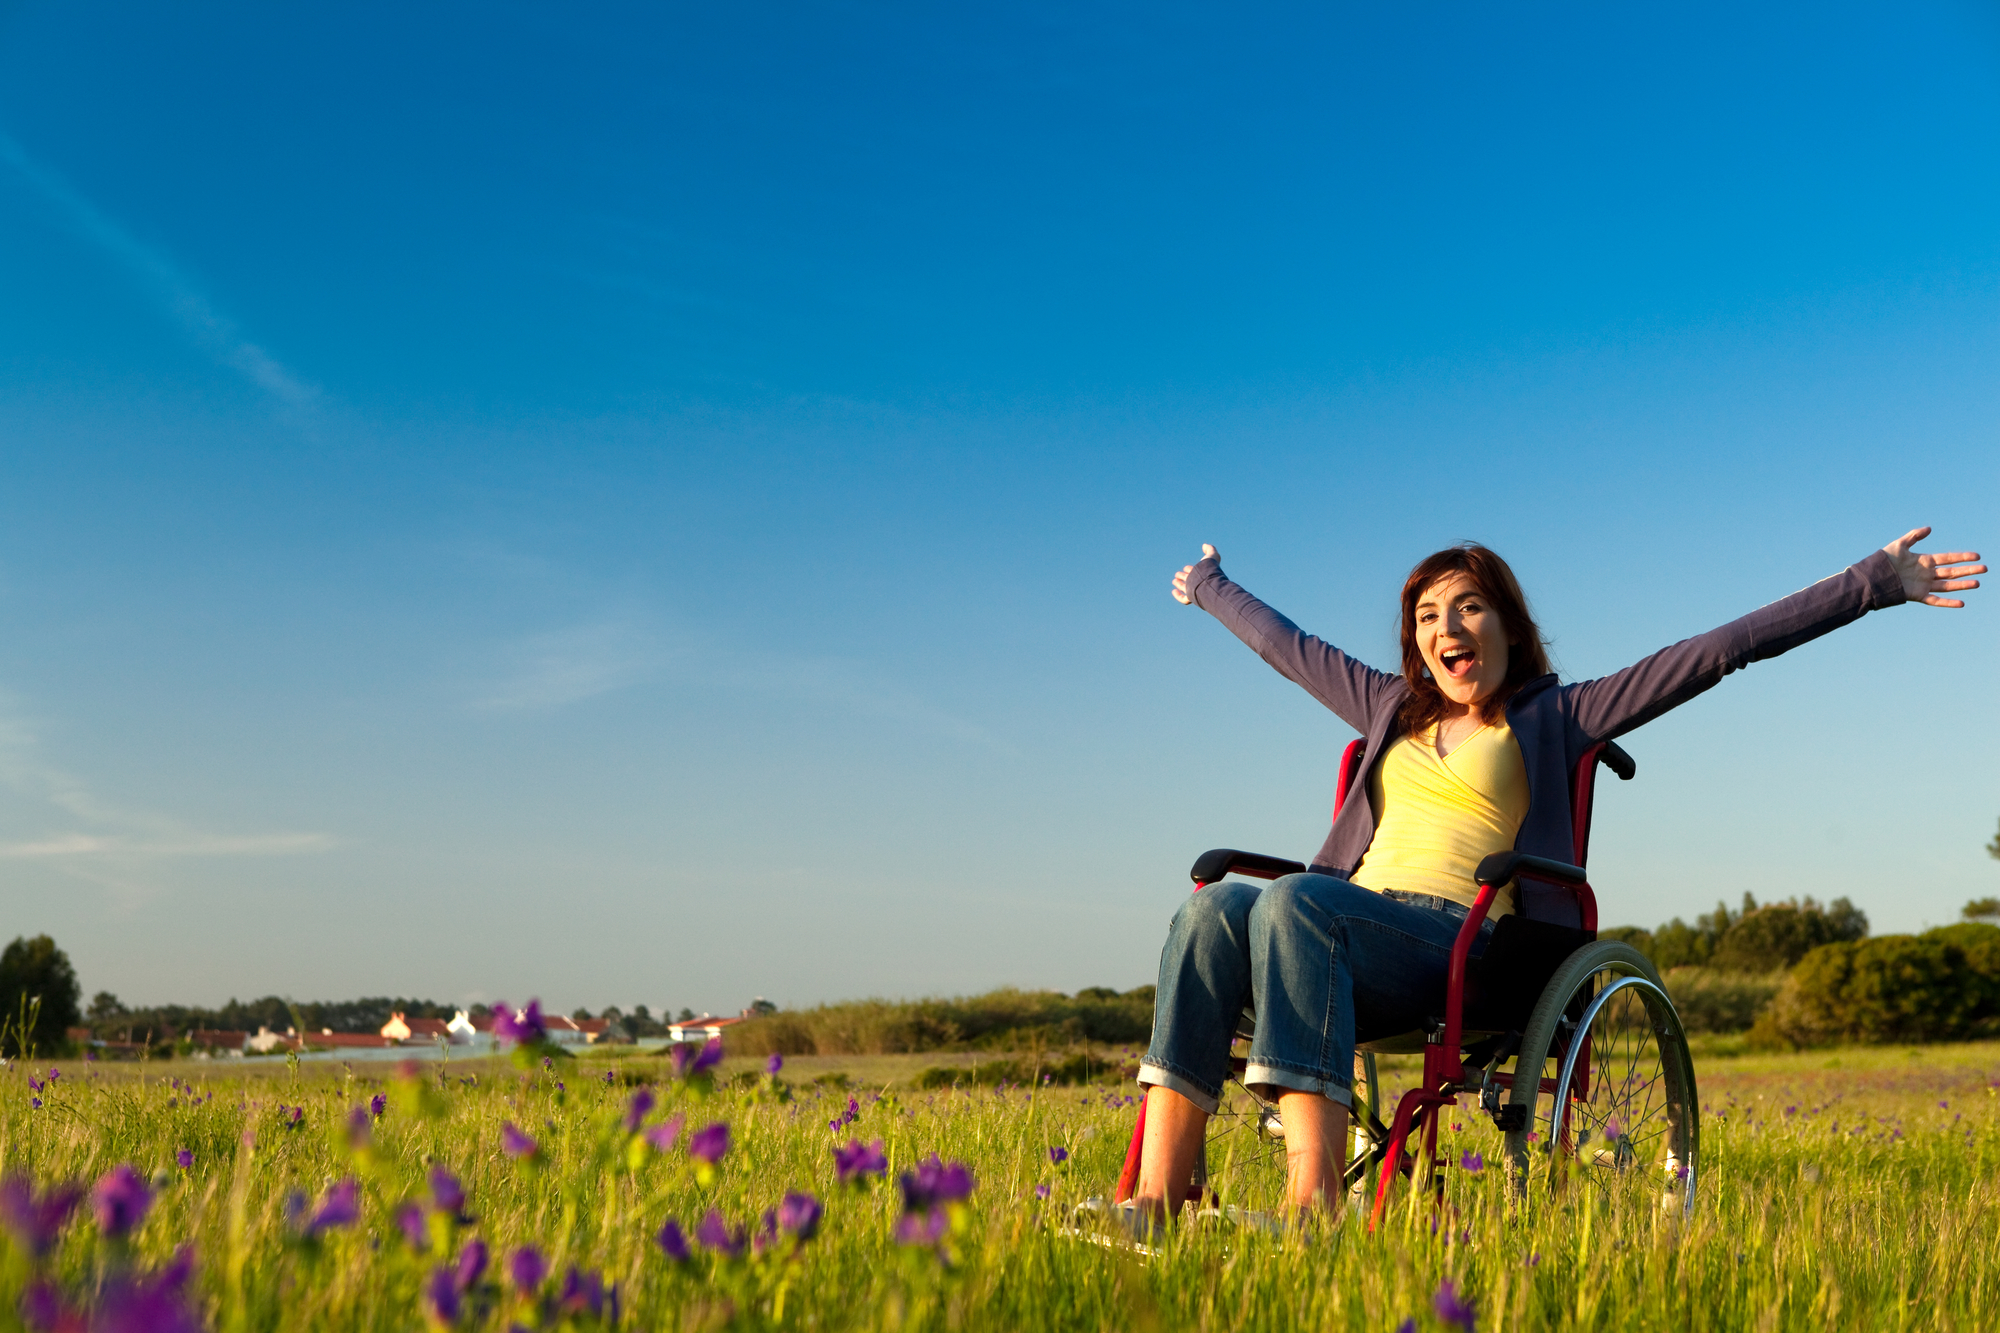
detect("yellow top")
[1349,720,1530,915]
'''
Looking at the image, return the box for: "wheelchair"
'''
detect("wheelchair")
[1112,738,1699,1227]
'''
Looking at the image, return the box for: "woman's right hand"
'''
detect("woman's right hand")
[1172,544,1220,605]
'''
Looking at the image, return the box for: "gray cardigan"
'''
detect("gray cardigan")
[1185,550,1907,917]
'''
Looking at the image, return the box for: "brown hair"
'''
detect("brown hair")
[1393,543,1552,738]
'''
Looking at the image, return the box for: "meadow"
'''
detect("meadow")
[2,1033,1998,1332]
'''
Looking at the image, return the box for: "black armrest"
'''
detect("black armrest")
[1599,741,1636,781]
[1190,849,1309,886]
[1474,850,1588,889]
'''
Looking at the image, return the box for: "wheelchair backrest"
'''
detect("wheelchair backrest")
[1330,736,1632,933]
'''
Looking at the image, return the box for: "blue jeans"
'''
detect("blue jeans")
[1137,873,1493,1112]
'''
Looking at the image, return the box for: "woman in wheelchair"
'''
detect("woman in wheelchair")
[1126,527,1982,1228]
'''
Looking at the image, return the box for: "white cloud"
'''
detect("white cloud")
[0,131,320,413]
[0,695,333,889]
[469,619,671,712]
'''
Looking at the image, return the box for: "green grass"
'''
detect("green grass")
[3,1040,1999,1331]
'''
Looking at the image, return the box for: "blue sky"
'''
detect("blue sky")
[0,2,1994,1015]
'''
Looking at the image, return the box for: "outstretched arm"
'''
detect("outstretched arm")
[1566,528,1981,743]
[1170,544,1401,731]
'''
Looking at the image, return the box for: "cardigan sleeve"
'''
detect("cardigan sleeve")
[1185,556,1400,732]
[1563,549,1908,743]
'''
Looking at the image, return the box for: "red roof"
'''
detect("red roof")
[190,1031,249,1047]
[576,1019,610,1035]
[301,1032,398,1049]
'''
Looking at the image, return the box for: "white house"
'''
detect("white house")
[668,1014,746,1043]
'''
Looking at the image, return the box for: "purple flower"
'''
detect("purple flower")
[347,1105,374,1149]
[693,1037,724,1074]
[1034,1183,1051,1201]
[1433,1278,1476,1331]
[0,1176,84,1259]
[422,1265,461,1327]
[370,1093,387,1119]
[694,1209,746,1259]
[645,1113,685,1152]
[623,1087,655,1134]
[895,1209,950,1247]
[766,1053,784,1076]
[27,1073,43,1094]
[454,1237,489,1292]
[90,1246,202,1333]
[898,1156,975,1213]
[655,1219,690,1263]
[1603,1116,1625,1142]
[395,1202,428,1252]
[428,1167,468,1221]
[1459,1150,1485,1173]
[508,1244,547,1292]
[1397,1321,1418,1333]
[834,1139,889,1185]
[671,1044,696,1079]
[1048,1146,1068,1165]
[305,1178,361,1238]
[753,1208,780,1257]
[20,1279,77,1331]
[91,1164,153,1241]
[777,1191,822,1242]
[493,999,549,1045]
[500,1121,539,1159]
[688,1122,730,1166]
[557,1267,607,1319]
[174,1149,193,1171]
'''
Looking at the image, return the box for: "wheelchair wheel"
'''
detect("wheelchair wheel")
[1502,941,1699,1218]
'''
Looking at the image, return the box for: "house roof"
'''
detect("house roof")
[189,1030,249,1046]
[300,1032,399,1048]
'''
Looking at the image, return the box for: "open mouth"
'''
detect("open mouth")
[1439,647,1477,679]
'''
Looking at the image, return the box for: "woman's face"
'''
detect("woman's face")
[1415,572,1512,710]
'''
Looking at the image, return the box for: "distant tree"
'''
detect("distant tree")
[1648,905,1735,970]
[1965,898,2000,923]
[87,991,126,1022]
[1598,926,1654,957]
[747,997,777,1017]
[1711,897,1868,971]
[1988,817,2000,861]
[0,935,82,1057]
[676,1007,696,1023]
[631,1004,652,1024]
[572,1007,593,1021]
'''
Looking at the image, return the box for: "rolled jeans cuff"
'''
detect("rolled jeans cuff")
[1135,1061,1221,1116]
[1243,1062,1353,1108]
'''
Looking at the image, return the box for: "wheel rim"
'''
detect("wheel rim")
[1548,974,1698,1217]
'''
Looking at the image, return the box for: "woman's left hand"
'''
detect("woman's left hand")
[1883,527,1985,607]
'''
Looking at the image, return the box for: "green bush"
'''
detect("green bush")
[1606,894,1867,972]
[914,1050,1134,1088]
[1749,922,2000,1049]
[725,986,1155,1057]
[1660,968,1783,1033]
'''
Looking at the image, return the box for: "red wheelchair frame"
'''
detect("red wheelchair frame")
[1113,734,1637,1228]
